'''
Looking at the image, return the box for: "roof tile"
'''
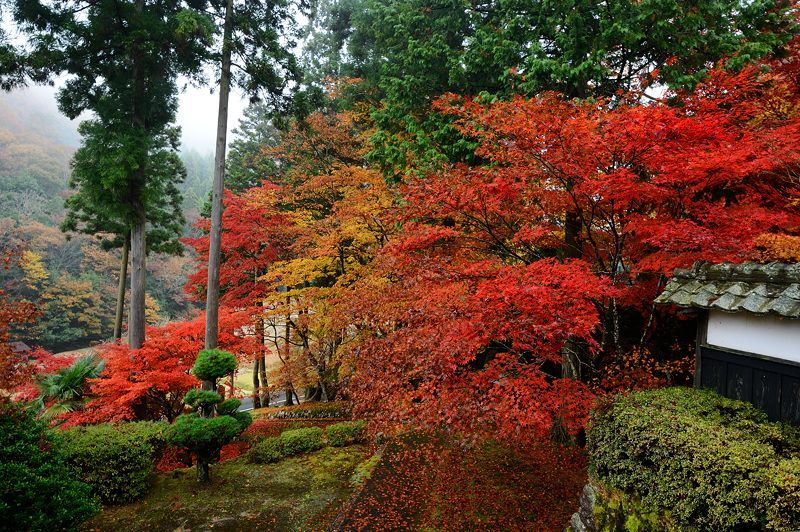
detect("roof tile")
[657,261,800,319]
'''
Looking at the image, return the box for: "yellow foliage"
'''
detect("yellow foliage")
[41,276,103,337]
[145,294,163,325]
[20,250,48,289]
[756,233,800,262]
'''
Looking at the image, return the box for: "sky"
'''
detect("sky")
[175,82,247,154]
[2,14,248,155]
[12,81,247,155]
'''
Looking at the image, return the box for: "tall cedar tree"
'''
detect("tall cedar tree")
[62,123,187,340]
[203,0,302,354]
[9,0,212,348]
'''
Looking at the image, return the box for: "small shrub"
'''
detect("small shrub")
[0,403,98,530]
[217,398,241,416]
[280,427,324,455]
[62,421,167,504]
[267,401,350,420]
[588,386,800,530]
[170,352,251,483]
[184,389,222,409]
[247,436,285,464]
[327,420,367,447]
[166,412,252,482]
[119,420,170,459]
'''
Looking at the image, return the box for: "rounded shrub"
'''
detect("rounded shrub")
[184,389,223,409]
[326,420,367,447]
[247,436,285,464]
[0,402,98,530]
[280,427,324,455]
[166,410,251,482]
[192,349,237,384]
[588,386,800,530]
[166,414,246,453]
[62,421,167,504]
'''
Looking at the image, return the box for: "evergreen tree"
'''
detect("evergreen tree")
[62,123,187,340]
[10,0,213,348]
[226,102,281,193]
[307,0,799,176]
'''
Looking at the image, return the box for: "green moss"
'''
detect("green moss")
[350,453,381,488]
[86,445,370,531]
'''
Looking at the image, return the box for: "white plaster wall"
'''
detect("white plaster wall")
[706,310,800,363]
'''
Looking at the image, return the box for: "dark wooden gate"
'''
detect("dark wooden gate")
[700,345,800,424]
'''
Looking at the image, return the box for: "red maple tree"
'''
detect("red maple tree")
[340,52,800,440]
[71,309,256,424]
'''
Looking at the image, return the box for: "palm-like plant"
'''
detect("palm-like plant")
[32,353,106,421]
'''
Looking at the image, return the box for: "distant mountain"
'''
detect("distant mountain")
[0,87,79,223]
[0,87,214,224]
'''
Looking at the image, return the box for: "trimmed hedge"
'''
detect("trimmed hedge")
[247,436,285,464]
[327,420,367,447]
[588,387,800,530]
[62,421,168,504]
[267,401,350,420]
[280,427,324,455]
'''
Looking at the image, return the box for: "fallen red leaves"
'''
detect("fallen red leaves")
[338,434,587,531]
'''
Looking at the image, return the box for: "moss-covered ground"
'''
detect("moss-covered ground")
[84,445,370,531]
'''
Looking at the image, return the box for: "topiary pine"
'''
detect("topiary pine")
[167,349,250,483]
[183,389,223,413]
[191,349,237,388]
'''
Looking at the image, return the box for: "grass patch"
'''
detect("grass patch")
[85,445,370,531]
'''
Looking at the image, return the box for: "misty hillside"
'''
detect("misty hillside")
[0,87,214,223]
[0,89,215,351]
[0,88,78,222]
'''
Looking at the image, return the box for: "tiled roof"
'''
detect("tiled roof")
[654,262,800,318]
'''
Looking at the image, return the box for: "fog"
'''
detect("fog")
[4,81,245,155]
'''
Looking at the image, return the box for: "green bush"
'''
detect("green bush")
[217,398,241,416]
[280,427,324,455]
[62,421,167,504]
[326,420,367,447]
[184,389,222,409]
[166,414,246,452]
[588,386,800,530]
[192,349,237,383]
[0,403,98,530]
[117,420,170,458]
[247,436,285,464]
[166,409,251,482]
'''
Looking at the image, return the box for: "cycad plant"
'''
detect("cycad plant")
[32,353,106,421]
